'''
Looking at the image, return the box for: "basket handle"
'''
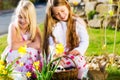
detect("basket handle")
[61,56,77,68]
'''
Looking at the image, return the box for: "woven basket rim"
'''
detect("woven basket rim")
[52,56,78,80]
[54,56,78,73]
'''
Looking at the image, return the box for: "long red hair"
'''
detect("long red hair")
[43,0,80,56]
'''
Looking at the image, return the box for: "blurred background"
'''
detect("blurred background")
[0,0,46,35]
[0,0,46,10]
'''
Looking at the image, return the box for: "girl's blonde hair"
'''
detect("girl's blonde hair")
[43,0,80,55]
[11,0,37,41]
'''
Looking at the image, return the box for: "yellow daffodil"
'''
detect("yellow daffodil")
[102,44,107,50]
[33,61,40,70]
[108,0,113,4]
[18,45,27,55]
[26,71,31,78]
[109,57,114,64]
[0,65,5,71]
[108,10,114,16]
[55,43,64,54]
[0,56,20,79]
[19,62,24,67]
[2,70,7,75]
[0,60,4,65]
[73,1,79,6]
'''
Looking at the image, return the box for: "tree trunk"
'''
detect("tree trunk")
[0,0,3,10]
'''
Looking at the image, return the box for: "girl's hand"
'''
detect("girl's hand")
[69,50,80,56]
[26,40,32,46]
[27,40,32,44]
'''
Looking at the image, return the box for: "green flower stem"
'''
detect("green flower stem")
[113,0,120,54]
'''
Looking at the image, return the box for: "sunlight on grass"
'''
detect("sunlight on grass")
[106,65,120,80]
[86,28,120,56]
[0,35,7,54]
[0,26,120,56]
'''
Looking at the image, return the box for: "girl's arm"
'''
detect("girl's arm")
[9,23,31,50]
[27,27,41,50]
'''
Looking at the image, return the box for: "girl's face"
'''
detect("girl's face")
[52,5,69,21]
[17,13,29,30]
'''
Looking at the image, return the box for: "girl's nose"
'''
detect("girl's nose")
[59,12,64,19]
[22,19,27,23]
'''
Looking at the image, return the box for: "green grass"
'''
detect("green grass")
[106,65,120,80]
[0,35,7,54]
[86,28,120,56]
[1,26,120,56]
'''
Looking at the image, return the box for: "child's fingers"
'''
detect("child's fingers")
[69,50,80,56]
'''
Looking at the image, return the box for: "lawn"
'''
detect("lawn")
[0,25,120,79]
[2,25,120,56]
[0,34,7,54]
[86,28,120,56]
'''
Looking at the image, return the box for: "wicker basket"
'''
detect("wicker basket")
[52,56,78,80]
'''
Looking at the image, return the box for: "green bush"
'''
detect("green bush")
[87,10,96,20]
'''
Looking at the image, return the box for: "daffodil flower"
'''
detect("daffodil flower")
[55,43,64,54]
[102,44,107,50]
[0,65,5,71]
[19,62,24,67]
[33,61,40,70]
[108,0,113,4]
[108,10,114,16]
[26,71,31,78]
[33,53,61,80]
[2,70,7,75]
[0,60,4,65]
[0,54,21,79]
[32,44,63,80]
[109,57,114,64]
[18,45,27,55]
[73,1,79,6]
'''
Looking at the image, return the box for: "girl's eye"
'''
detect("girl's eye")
[55,12,59,15]
[61,10,64,12]
[18,14,27,19]
[18,15,23,19]
[24,16,26,19]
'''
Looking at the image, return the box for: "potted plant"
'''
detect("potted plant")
[26,43,64,80]
[0,54,20,80]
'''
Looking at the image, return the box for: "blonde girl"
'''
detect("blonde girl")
[2,0,42,78]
